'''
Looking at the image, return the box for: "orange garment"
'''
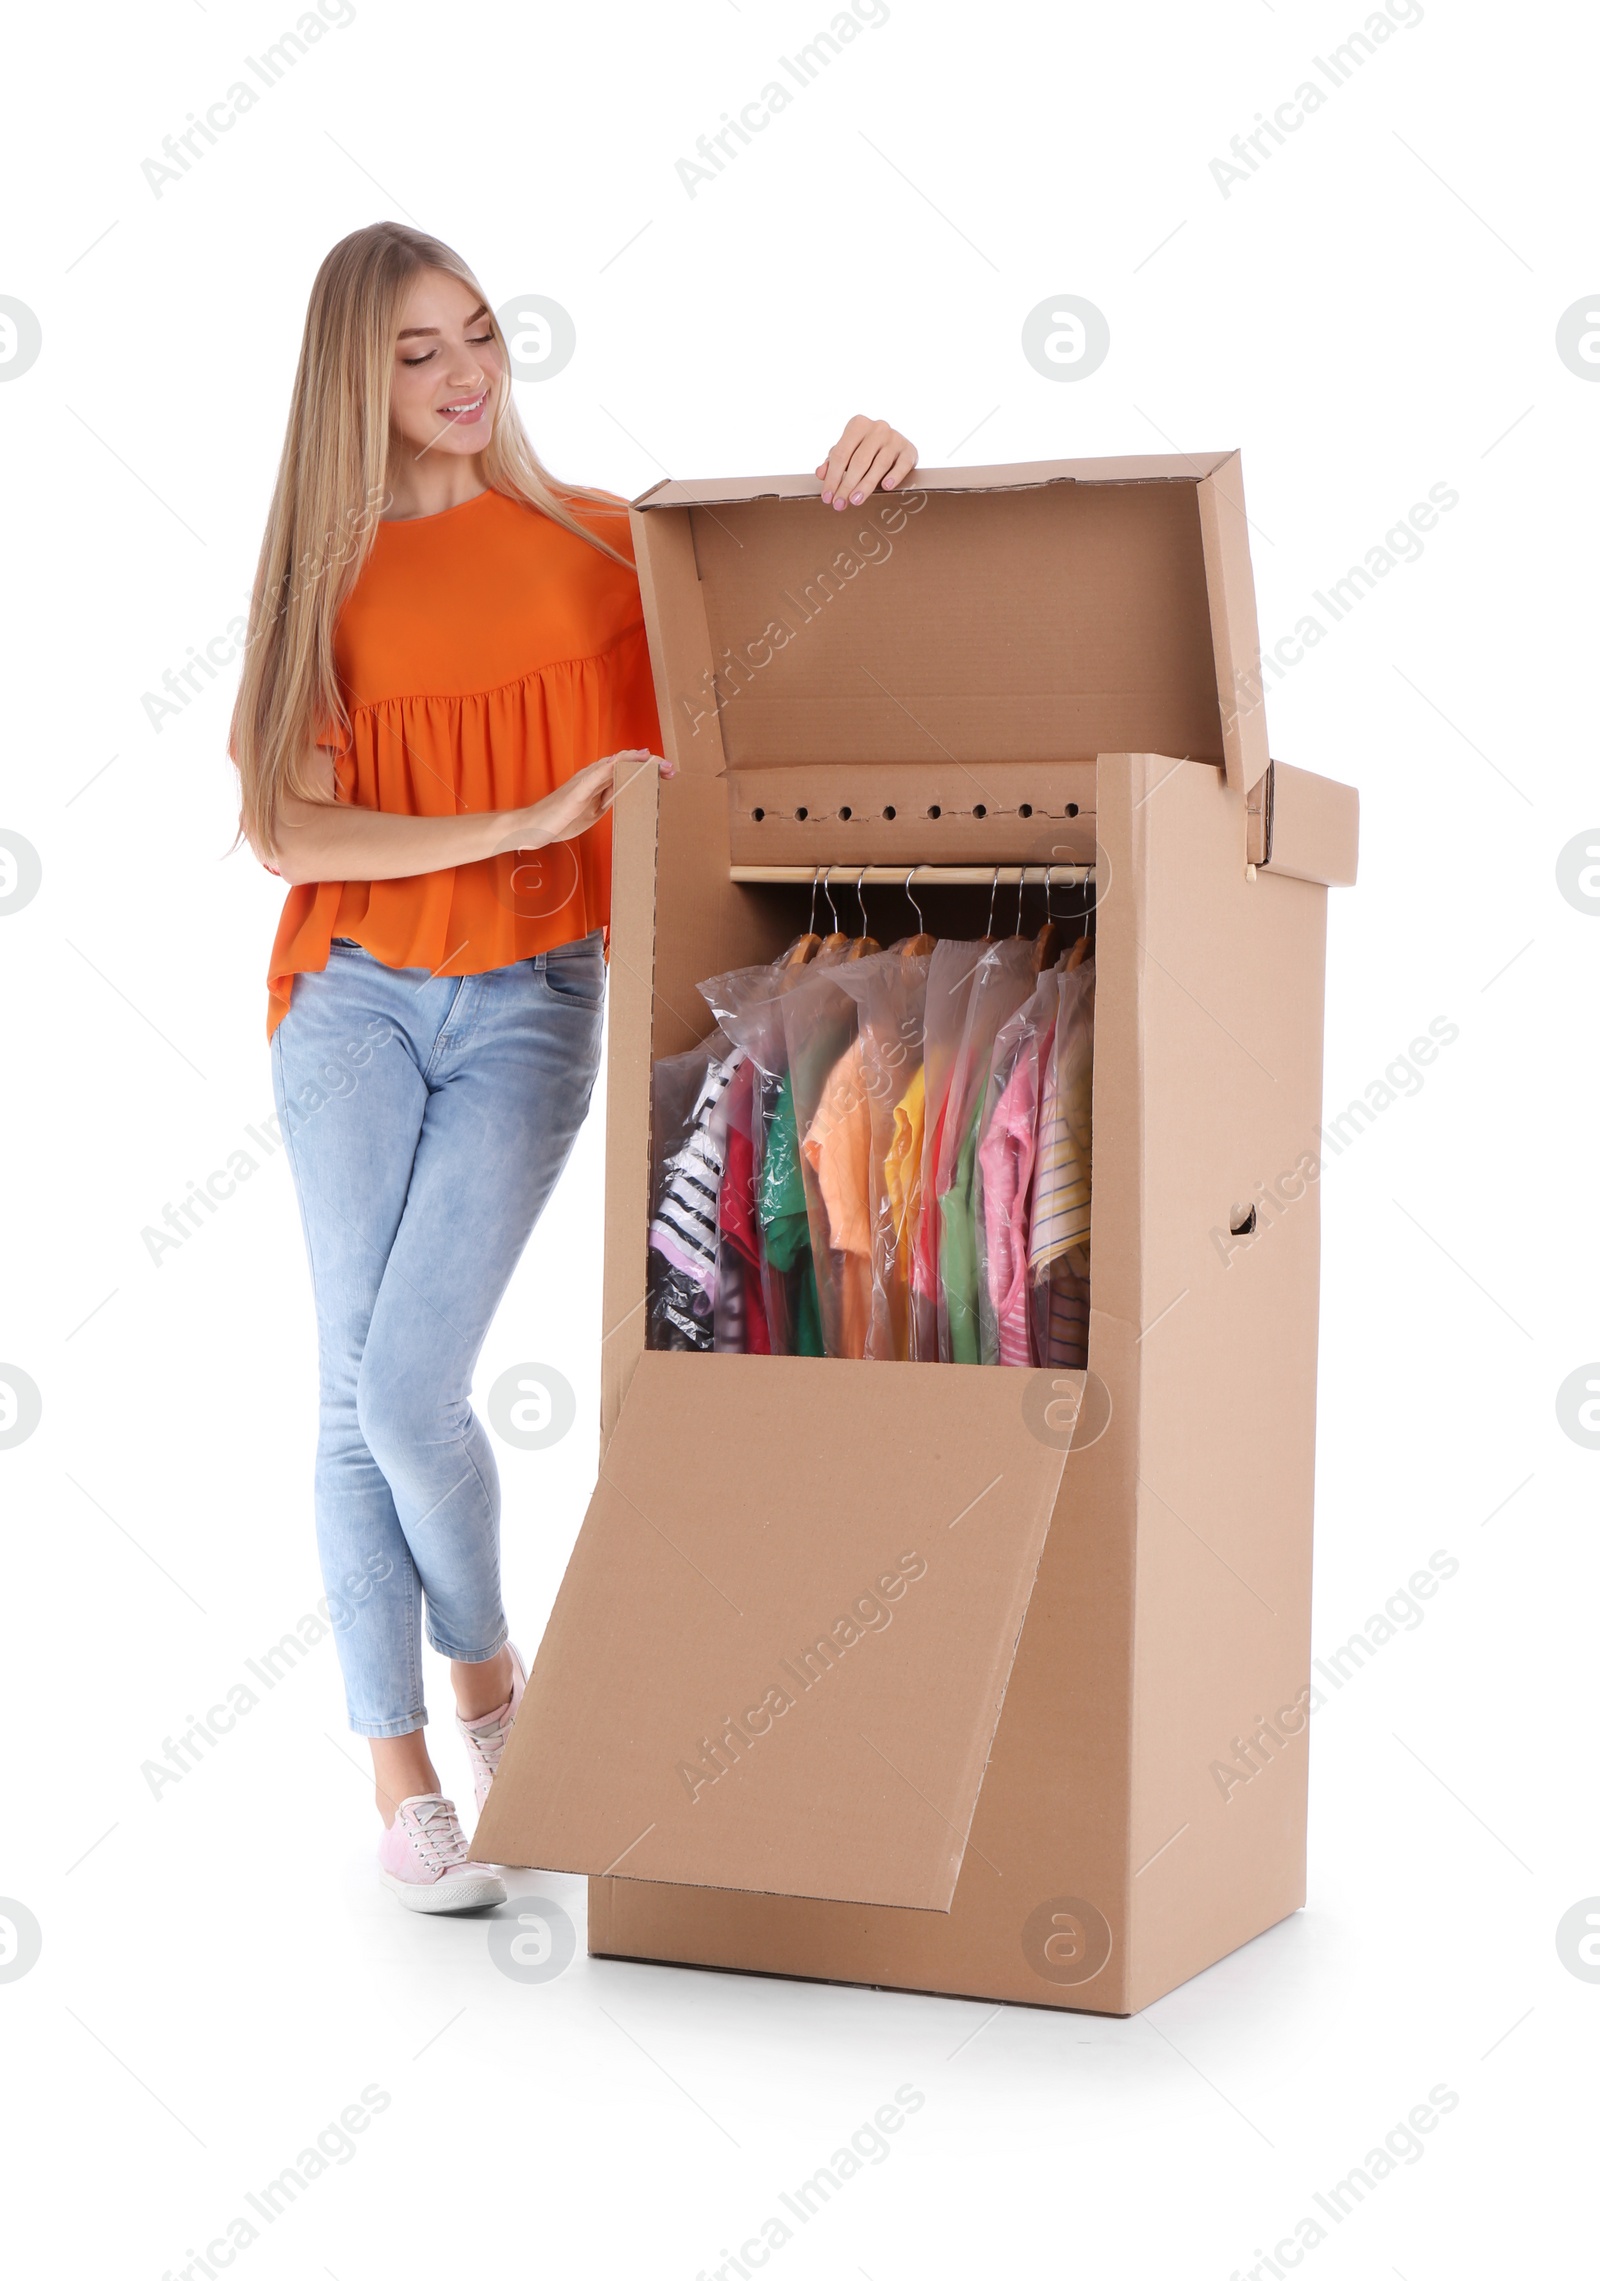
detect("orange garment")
[801,1037,874,1360]
[263,487,661,1040]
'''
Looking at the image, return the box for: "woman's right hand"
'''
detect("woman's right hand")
[495,749,670,857]
[265,746,673,888]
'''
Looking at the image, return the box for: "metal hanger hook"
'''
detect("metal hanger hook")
[987,866,1000,936]
[822,866,840,930]
[855,867,869,937]
[807,864,822,933]
[903,866,925,933]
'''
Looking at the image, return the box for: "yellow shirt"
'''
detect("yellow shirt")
[883,1063,927,1299]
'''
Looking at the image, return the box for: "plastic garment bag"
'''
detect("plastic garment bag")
[1029,956,1095,1368]
[781,964,870,1359]
[758,1069,823,1355]
[644,1030,743,1352]
[933,937,1038,1364]
[649,921,1098,1370]
[911,938,983,1362]
[827,946,932,1360]
[974,973,1059,1366]
[708,1057,770,1354]
[699,956,824,1357]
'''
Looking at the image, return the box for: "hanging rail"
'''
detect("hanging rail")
[729,862,1095,887]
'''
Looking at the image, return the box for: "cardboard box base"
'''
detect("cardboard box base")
[585,1887,1306,2019]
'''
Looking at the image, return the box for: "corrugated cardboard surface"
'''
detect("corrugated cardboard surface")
[1264,761,1360,887]
[588,1330,1142,2010]
[472,1353,1082,1910]
[467,1350,1081,1906]
[677,482,1231,772]
[725,759,1100,868]
[634,452,1233,508]
[1118,753,1325,2008]
[1196,450,1270,794]
[598,756,662,1448]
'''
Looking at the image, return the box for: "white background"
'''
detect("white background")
[1,0,1594,2274]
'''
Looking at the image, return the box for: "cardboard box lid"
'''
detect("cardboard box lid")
[632,451,1269,793]
[471,1351,1086,1910]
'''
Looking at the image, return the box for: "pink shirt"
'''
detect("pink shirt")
[977,1021,1055,1366]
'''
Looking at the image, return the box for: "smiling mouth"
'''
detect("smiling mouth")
[440,391,488,419]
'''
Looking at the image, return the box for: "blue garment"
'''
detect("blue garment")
[270,931,605,1736]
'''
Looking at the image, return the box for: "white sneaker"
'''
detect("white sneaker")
[377,1793,506,1914]
[456,1643,528,1813]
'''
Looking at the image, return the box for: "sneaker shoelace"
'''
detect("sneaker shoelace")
[399,1796,470,1872]
[462,1696,513,1778]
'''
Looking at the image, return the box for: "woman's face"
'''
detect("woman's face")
[387,268,504,461]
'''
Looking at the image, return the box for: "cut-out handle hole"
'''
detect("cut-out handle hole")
[882,804,896,821]
[1019,802,1033,818]
[972,803,987,819]
[926,804,942,820]
[751,806,765,822]
[1066,802,1079,818]
[1229,1204,1257,1236]
[795,805,809,822]
[838,805,852,821]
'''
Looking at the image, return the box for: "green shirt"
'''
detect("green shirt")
[939,1082,986,1364]
[758,1072,824,1357]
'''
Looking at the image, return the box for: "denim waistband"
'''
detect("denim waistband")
[328,931,602,956]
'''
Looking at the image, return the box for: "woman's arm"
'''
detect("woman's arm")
[258,748,661,886]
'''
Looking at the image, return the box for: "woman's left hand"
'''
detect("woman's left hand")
[815,415,918,511]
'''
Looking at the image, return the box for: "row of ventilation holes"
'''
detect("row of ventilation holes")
[748,801,1081,823]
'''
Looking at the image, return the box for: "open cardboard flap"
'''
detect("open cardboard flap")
[472,1350,1085,1911]
[634,450,1269,798]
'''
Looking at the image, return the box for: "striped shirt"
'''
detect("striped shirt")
[649,1048,746,1296]
[1029,963,1095,1283]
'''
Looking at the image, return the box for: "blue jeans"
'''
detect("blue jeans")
[270,932,605,1737]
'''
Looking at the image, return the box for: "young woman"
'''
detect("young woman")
[231,221,916,1914]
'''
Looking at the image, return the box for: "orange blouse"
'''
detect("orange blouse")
[263,486,661,1040]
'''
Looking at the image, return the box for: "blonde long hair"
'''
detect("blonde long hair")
[230,221,630,856]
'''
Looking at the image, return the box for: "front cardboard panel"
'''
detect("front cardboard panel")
[588,1313,1142,2013]
[473,1353,1082,1911]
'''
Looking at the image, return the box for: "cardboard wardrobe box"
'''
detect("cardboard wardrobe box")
[472,450,1359,2016]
